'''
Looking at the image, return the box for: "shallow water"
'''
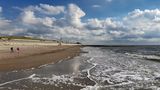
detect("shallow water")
[1,46,160,90]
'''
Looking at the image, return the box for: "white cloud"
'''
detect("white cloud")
[153,16,160,22]
[86,18,120,29]
[66,4,86,28]
[92,5,101,8]
[18,4,160,44]
[0,18,26,36]
[21,10,54,27]
[115,9,160,44]
[2,4,160,44]
[87,18,103,29]
[0,28,26,36]
[84,8,160,44]
[42,17,54,27]
[24,4,65,15]
[0,6,2,13]
[0,19,11,27]
[39,4,65,15]
[123,9,160,34]
[22,10,38,24]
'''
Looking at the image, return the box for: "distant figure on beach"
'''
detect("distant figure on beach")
[17,47,20,53]
[58,38,62,46]
[58,41,62,46]
[10,47,14,53]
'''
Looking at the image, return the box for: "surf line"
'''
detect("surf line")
[86,58,98,85]
[0,74,36,87]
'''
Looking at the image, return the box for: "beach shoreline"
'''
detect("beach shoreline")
[0,40,81,72]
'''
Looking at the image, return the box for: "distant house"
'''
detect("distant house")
[76,42,81,44]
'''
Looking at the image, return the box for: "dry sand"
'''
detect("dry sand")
[0,40,81,72]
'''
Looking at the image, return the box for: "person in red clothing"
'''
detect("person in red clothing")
[17,47,20,53]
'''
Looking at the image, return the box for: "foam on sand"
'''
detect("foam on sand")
[0,74,36,86]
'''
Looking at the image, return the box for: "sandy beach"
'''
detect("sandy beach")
[0,40,81,72]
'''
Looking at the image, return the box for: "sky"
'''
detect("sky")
[0,0,160,45]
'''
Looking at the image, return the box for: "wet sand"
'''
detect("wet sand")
[0,40,81,72]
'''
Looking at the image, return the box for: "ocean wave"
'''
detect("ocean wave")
[125,53,160,61]
[30,74,92,90]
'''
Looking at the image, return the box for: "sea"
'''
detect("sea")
[1,46,160,90]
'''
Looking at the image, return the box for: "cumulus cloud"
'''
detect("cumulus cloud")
[1,4,160,44]
[21,10,54,27]
[1,4,114,43]
[122,9,160,41]
[24,4,65,15]
[39,4,65,15]
[86,18,125,40]
[65,4,85,28]
[21,10,38,24]
[84,8,160,44]
[0,19,26,36]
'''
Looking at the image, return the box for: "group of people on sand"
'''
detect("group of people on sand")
[10,47,20,53]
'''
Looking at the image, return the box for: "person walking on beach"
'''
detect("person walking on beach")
[17,47,20,53]
[10,47,14,53]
